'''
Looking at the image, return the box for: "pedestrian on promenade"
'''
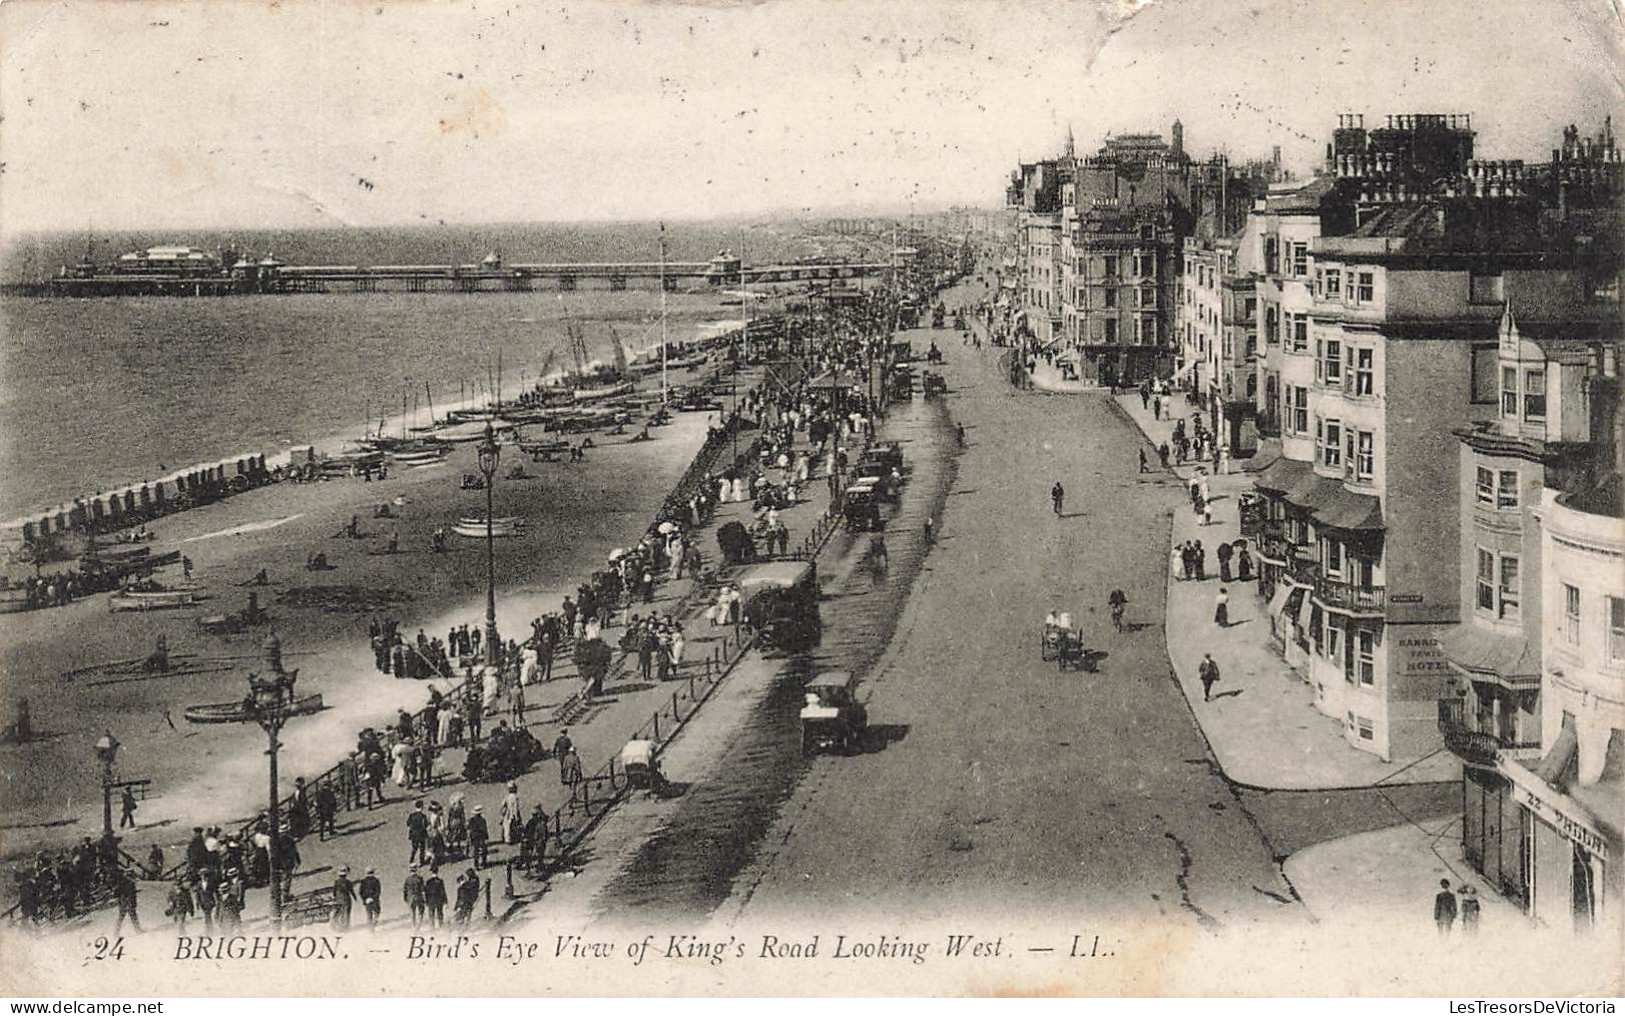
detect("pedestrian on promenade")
[1202,501,1213,527]
[468,806,490,868]
[510,683,527,728]
[331,866,355,931]
[1051,481,1065,516]
[113,868,140,934]
[166,876,193,931]
[316,782,338,839]
[359,867,382,930]
[1434,878,1457,935]
[1198,654,1221,702]
[1236,543,1254,582]
[119,786,138,829]
[1218,541,1234,582]
[560,747,584,807]
[403,865,426,929]
[1139,448,1149,474]
[407,800,429,864]
[1459,885,1480,935]
[1158,443,1170,468]
[500,783,524,844]
[553,728,573,760]
[1214,587,1230,627]
[454,869,480,926]
[1195,540,1207,580]
[424,867,447,928]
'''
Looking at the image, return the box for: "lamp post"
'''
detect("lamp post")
[244,632,298,927]
[94,731,119,844]
[477,422,501,668]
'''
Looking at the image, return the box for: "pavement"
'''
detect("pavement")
[1107,390,1460,791]
[1283,815,1519,930]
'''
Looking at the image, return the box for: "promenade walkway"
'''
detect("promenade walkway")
[1110,391,1460,791]
[58,381,867,938]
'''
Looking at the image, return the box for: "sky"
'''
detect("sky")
[0,0,1620,234]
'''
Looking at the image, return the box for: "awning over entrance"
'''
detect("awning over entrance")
[1309,483,1384,531]
[1254,456,1312,495]
[1437,624,1540,688]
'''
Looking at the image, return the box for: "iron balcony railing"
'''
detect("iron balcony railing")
[1286,549,1319,585]
[1438,695,1514,768]
[1258,532,1294,564]
[1313,575,1386,614]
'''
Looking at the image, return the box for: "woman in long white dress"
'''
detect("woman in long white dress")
[390,740,412,788]
[499,784,524,844]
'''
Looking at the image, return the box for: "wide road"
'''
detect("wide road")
[723,312,1299,933]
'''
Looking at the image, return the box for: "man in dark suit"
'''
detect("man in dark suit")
[402,865,426,929]
[423,867,447,928]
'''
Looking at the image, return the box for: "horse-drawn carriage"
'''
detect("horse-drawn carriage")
[1041,615,1086,672]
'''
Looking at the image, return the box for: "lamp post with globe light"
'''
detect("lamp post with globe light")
[94,731,120,844]
[477,422,501,668]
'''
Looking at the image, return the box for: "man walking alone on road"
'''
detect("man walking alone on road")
[1051,482,1065,516]
[1434,878,1457,935]
[1198,654,1221,702]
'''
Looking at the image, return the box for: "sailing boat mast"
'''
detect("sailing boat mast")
[401,379,409,441]
[424,381,436,428]
[659,223,670,404]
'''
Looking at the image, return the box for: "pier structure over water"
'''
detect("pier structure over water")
[28,248,896,297]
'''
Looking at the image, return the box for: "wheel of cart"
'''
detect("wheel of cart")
[1057,631,1086,672]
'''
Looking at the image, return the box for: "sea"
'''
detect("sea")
[0,221,861,522]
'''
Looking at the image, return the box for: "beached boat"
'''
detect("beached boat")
[388,447,450,466]
[183,692,324,725]
[109,587,198,612]
[572,380,635,402]
[452,515,524,539]
[436,419,517,443]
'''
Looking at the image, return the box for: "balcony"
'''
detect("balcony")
[1438,696,1500,766]
[1286,549,1319,585]
[1313,575,1386,614]
[1257,531,1293,564]
[1437,694,1540,768]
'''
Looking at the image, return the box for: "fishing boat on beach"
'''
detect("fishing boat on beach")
[573,379,635,402]
[109,585,199,612]
[183,692,324,724]
[451,515,525,538]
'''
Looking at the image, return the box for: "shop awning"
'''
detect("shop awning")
[1310,483,1384,531]
[1566,732,1623,841]
[1254,456,1312,494]
[1267,582,1298,619]
[1534,717,1578,785]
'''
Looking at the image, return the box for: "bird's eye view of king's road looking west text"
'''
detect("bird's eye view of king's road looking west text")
[0,0,1621,999]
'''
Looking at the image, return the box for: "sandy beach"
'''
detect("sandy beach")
[0,392,719,863]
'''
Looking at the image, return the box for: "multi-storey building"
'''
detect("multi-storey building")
[1006,159,1063,346]
[1436,309,1620,912]
[1180,205,1264,446]
[1057,127,1196,385]
[1252,194,1617,764]
[1516,468,1624,932]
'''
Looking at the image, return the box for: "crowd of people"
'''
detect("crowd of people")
[8,309,914,934]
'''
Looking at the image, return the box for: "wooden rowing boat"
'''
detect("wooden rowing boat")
[183,692,324,725]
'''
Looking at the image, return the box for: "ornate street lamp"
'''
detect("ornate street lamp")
[93,731,120,843]
[477,422,501,668]
[183,632,319,927]
[242,632,302,925]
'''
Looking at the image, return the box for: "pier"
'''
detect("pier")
[25,248,896,298]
